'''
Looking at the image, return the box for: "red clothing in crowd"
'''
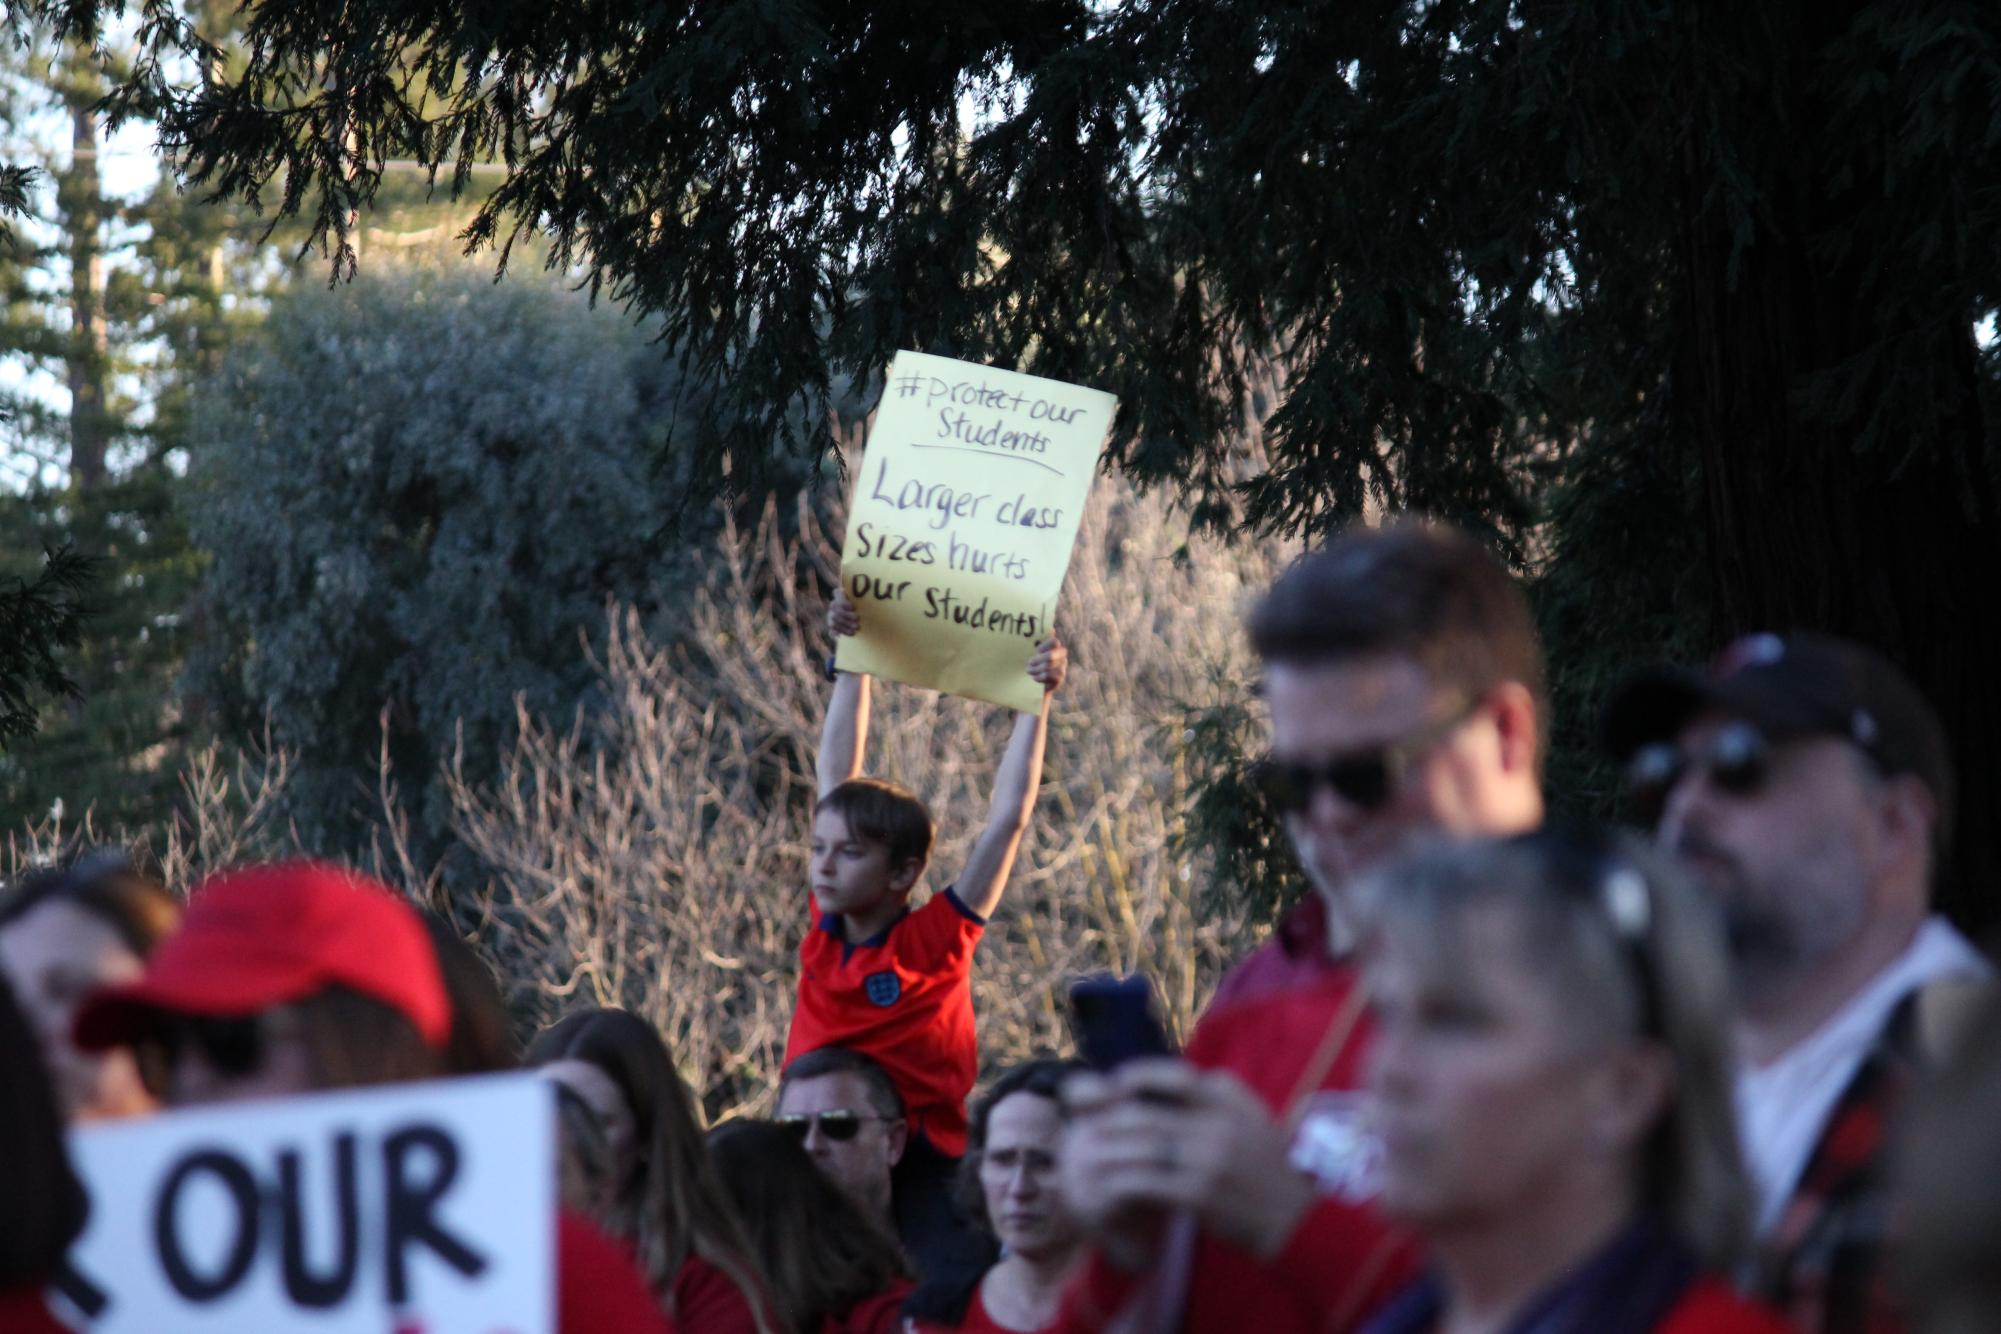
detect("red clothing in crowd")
[559,1210,676,1334]
[1658,1280,1801,1333]
[1203,892,1343,1014]
[907,1281,1035,1334]
[787,890,985,1156]
[1055,943,1421,1334]
[672,1253,776,1334]
[1368,1274,1796,1334]
[0,1289,69,1334]
[822,1277,918,1334]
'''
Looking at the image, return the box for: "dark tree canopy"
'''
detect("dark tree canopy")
[38,0,2001,924]
[2,141,96,748]
[0,546,94,745]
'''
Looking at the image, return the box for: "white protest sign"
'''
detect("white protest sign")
[835,350,1116,712]
[57,1073,555,1334]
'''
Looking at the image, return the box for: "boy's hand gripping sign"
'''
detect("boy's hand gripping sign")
[835,351,1115,712]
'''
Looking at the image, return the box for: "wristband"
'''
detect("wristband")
[824,653,840,683]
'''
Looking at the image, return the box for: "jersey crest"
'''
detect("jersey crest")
[864,970,903,1007]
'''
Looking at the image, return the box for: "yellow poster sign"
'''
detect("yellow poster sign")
[835,351,1116,712]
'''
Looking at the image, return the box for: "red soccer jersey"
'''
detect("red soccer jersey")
[786,888,985,1156]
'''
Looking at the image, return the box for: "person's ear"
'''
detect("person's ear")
[888,857,925,895]
[1486,681,1540,778]
[885,1117,908,1168]
[1587,1042,1675,1156]
[1871,774,1936,887]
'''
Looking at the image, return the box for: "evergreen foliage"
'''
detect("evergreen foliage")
[0,30,88,751]
[0,25,254,819]
[0,7,469,824]
[0,470,203,831]
[31,0,2001,922]
[0,544,93,744]
[183,260,722,861]
[0,164,31,251]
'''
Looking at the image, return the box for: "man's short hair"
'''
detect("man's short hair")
[1249,519,1546,716]
[816,778,933,872]
[780,1046,905,1121]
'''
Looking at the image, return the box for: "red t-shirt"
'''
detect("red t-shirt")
[0,1288,71,1334]
[1053,960,1421,1334]
[1205,893,1341,1014]
[909,1281,1046,1333]
[672,1253,776,1334]
[1658,1279,1799,1333]
[558,1210,676,1333]
[786,889,985,1155]
[1371,1275,1796,1333]
[822,1277,918,1334]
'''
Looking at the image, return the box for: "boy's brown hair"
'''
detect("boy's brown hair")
[816,778,934,875]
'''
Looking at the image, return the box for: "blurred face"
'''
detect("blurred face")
[0,901,155,1121]
[809,809,906,921]
[1365,906,1629,1231]
[544,1058,638,1185]
[979,1090,1080,1262]
[1654,714,1882,999]
[1264,655,1500,914]
[163,1005,318,1107]
[777,1070,904,1221]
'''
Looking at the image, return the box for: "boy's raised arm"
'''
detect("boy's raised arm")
[817,591,871,799]
[954,636,1069,920]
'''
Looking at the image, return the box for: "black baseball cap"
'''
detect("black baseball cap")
[1602,632,1954,840]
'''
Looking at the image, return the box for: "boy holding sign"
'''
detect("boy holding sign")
[784,589,1066,1276]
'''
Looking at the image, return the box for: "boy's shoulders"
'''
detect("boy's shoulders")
[799,889,985,970]
[866,886,987,946]
[889,887,986,963]
[914,885,987,928]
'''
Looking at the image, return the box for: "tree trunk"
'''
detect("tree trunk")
[62,97,109,491]
[1676,1,2001,936]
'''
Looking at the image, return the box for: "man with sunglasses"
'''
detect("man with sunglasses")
[1603,631,1989,1333]
[777,1047,908,1225]
[777,1045,995,1281]
[1056,521,1547,1334]
[1226,523,1547,1005]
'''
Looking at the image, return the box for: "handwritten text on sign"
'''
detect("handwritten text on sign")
[58,1073,554,1334]
[836,351,1115,711]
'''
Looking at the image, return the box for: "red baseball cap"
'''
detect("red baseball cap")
[74,861,452,1051]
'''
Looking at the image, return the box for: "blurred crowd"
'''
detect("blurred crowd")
[2,518,1997,1334]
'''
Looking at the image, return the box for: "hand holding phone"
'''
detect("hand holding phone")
[1068,973,1174,1072]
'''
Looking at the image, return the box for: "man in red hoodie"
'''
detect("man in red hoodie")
[1057,521,1548,1332]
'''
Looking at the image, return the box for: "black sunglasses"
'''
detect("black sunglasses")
[774,1110,896,1144]
[1252,700,1479,814]
[135,1012,265,1098]
[1623,720,1771,824]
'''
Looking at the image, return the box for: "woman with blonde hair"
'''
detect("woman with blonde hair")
[1359,827,1794,1333]
[531,1007,776,1332]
